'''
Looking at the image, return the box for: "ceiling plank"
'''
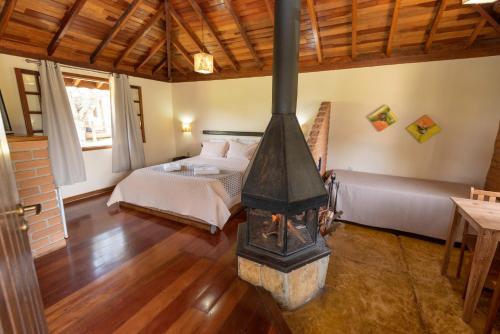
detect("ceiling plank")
[386,0,401,57]
[169,5,219,72]
[47,0,87,56]
[136,37,166,70]
[264,0,274,25]
[164,0,172,80]
[90,0,144,64]
[187,0,239,71]
[0,0,17,38]
[424,0,448,52]
[306,0,323,64]
[352,0,357,60]
[173,39,194,67]
[152,57,167,75]
[466,18,487,48]
[171,58,187,74]
[224,0,263,69]
[114,4,164,68]
[474,4,500,35]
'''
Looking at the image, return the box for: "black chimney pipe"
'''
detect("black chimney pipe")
[272,0,301,116]
[237,0,330,273]
[241,0,327,215]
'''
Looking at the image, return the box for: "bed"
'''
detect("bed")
[107,155,250,233]
[334,169,471,240]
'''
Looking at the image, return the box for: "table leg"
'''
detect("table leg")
[463,231,498,322]
[441,206,461,275]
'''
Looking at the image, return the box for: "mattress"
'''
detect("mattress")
[334,169,470,240]
[107,156,249,230]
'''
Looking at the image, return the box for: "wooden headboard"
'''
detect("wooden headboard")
[202,130,263,137]
[485,122,500,191]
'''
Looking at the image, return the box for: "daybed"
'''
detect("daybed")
[334,169,470,240]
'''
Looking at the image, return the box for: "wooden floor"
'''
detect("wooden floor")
[34,195,291,334]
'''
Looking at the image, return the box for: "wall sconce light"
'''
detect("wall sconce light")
[462,0,496,3]
[182,123,192,133]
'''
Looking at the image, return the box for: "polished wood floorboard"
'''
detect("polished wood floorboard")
[34,195,291,334]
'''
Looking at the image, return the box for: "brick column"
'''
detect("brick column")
[485,122,500,191]
[307,102,331,177]
[8,137,66,257]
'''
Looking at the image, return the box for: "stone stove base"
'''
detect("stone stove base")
[237,255,330,310]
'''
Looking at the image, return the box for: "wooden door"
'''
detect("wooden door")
[0,122,48,332]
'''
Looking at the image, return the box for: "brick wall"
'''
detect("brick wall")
[8,137,66,257]
[485,122,500,191]
[307,102,331,177]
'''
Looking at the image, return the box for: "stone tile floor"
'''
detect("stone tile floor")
[283,223,499,334]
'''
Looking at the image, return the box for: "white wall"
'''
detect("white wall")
[2,53,498,192]
[172,56,500,186]
[0,54,176,198]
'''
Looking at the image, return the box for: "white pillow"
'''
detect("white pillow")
[200,141,229,158]
[227,140,258,160]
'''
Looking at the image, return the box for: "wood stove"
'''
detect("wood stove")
[236,0,331,310]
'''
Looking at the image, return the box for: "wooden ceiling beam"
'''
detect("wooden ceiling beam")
[352,0,357,60]
[164,0,172,80]
[0,0,17,38]
[136,37,166,70]
[474,4,500,35]
[114,4,164,68]
[187,0,239,71]
[466,18,487,48]
[173,39,194,67]
[47,0,87,56]
[171,58,187,74]
[424,0,447,52]
[386,0,401,57]
[306,0,323,64]
[169,6,219,72]
[90,0,144,64]
[152,57,167,75]
[224,0,263,69]
[264,0,274,25]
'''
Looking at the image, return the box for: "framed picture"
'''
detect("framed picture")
[406,115,441,143]
[367,105,397,132]
[0,90,13,134]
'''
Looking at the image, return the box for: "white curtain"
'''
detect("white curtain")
[38,60,86,186]
[110,73,145,172]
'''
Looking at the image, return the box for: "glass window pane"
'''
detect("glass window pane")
[30,114,43,131]
[33,132,44,136]
[131,88,139,101]
[22,74,38,93]
[27,95,41,111]
[66,86,112,148]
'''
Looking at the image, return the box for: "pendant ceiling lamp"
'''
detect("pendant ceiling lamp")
[194,18,214,74]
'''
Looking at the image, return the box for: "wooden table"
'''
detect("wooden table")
[442,197,500,322]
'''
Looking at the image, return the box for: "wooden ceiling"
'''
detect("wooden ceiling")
[0,0,499,83]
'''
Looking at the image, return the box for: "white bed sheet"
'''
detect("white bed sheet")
[334,170,470,240]
[107,156,249,229]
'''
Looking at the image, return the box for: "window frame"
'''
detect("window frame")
[130,85,145,143]
[15,68,145,151]
[14,68,43,136]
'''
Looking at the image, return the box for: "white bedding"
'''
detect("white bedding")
[334,170,470,239]
[107,156,249,229]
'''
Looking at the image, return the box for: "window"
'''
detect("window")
[15,68,145,150]
[14,69,43,136]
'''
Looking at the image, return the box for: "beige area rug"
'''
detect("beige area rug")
[283,223,500,334]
